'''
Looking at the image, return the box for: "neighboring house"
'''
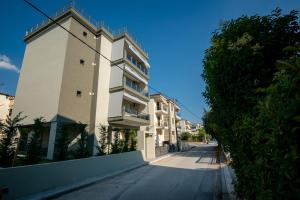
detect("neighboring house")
[12,5,150,159]
[145,94,181,147]
[190,123,203,134]
[0,92,14,123]
[179,119,193,134]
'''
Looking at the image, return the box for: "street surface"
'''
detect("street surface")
[55,144,221,200]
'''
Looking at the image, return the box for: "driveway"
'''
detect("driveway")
[55,144,221,200]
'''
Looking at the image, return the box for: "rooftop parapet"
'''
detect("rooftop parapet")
[25,2,148,58]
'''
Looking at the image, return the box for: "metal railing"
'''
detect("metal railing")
[125,78,149,97]
[157,104,168,112]
[157,121,168,127]
[25,2,148,56]
[124,106,149,120]
[126,54,148,76]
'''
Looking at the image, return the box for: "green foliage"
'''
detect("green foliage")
[129,129,137,151]
[111,129,122,154]
[123,129,130,152]
[180,131,207,142]
[197,128,207,141]
[25,117,45,165]
[97,125,110,156]
[203,8,300,199]
[54,125,71,161]
[0,112,25,167]
[73,124,90,159]
[180,132,191,141]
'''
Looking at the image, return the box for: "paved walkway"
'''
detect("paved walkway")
[55,144,222,200]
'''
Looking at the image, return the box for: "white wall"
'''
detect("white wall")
[0,151,145,200]
[12,19,71,124]
[109,65,124,88]
[108,91,123,118]
[111,38,124,61]
[94,35,112,126]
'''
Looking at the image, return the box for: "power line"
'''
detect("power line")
[22,0,202,121]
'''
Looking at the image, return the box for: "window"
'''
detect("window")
[80,59,85,65]
[172,118,175,124]
[76,90,82,97]
[83,31,87,37]
[8,109,12,116]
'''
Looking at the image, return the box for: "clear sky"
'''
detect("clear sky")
[0,0,299,123]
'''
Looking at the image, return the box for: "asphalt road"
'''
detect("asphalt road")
[55,144,221,200]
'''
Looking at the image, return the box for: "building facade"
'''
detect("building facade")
[146,94,181,147]
[12,6,150,159]
[178,119,193,134]
[0,92,14,123]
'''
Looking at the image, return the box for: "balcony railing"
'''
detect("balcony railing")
[157,104,168,112]
[127,54,148,76]
[124,106,149,120]
[125,78,149,97]
[157,121,168,127]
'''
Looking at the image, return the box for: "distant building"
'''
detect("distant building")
[146,94,181,147]
[0,92,14,123]
[178,119,193,134]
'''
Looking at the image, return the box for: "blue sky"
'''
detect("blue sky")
[0,0,299,123]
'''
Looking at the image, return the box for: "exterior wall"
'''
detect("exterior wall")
[13,19,71,124]
[13,8,150,158]
[0,94,14,122]
[0,151,145,200]
[58,18,96,124]
[108,91,123,118]
[111,38,124,61]
[146,95,180,147]
[110,65,124,89]
[94,35,112,126]
[167,102,177,144]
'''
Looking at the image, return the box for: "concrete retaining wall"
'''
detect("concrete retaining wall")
[0,151,145,200]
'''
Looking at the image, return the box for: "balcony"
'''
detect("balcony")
[126,54,149,78]
[156,121,168,129]
[125,78,149,97]
[124,106,149,121]
[175,113,181,121]
[156,103,168,115]
[108,106,150,127]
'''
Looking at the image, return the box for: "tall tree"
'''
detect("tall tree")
[0,112,25,167]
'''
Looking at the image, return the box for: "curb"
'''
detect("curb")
[148,152,178,164]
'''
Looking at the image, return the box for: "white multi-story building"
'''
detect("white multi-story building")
[146,94,181,147]
[0,92,14,123]
[178,119,193,134]
[13,5,150,159]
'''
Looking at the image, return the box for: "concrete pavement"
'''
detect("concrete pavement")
[54,144,224,200]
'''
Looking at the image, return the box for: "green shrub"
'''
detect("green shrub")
[202,8,300,199]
